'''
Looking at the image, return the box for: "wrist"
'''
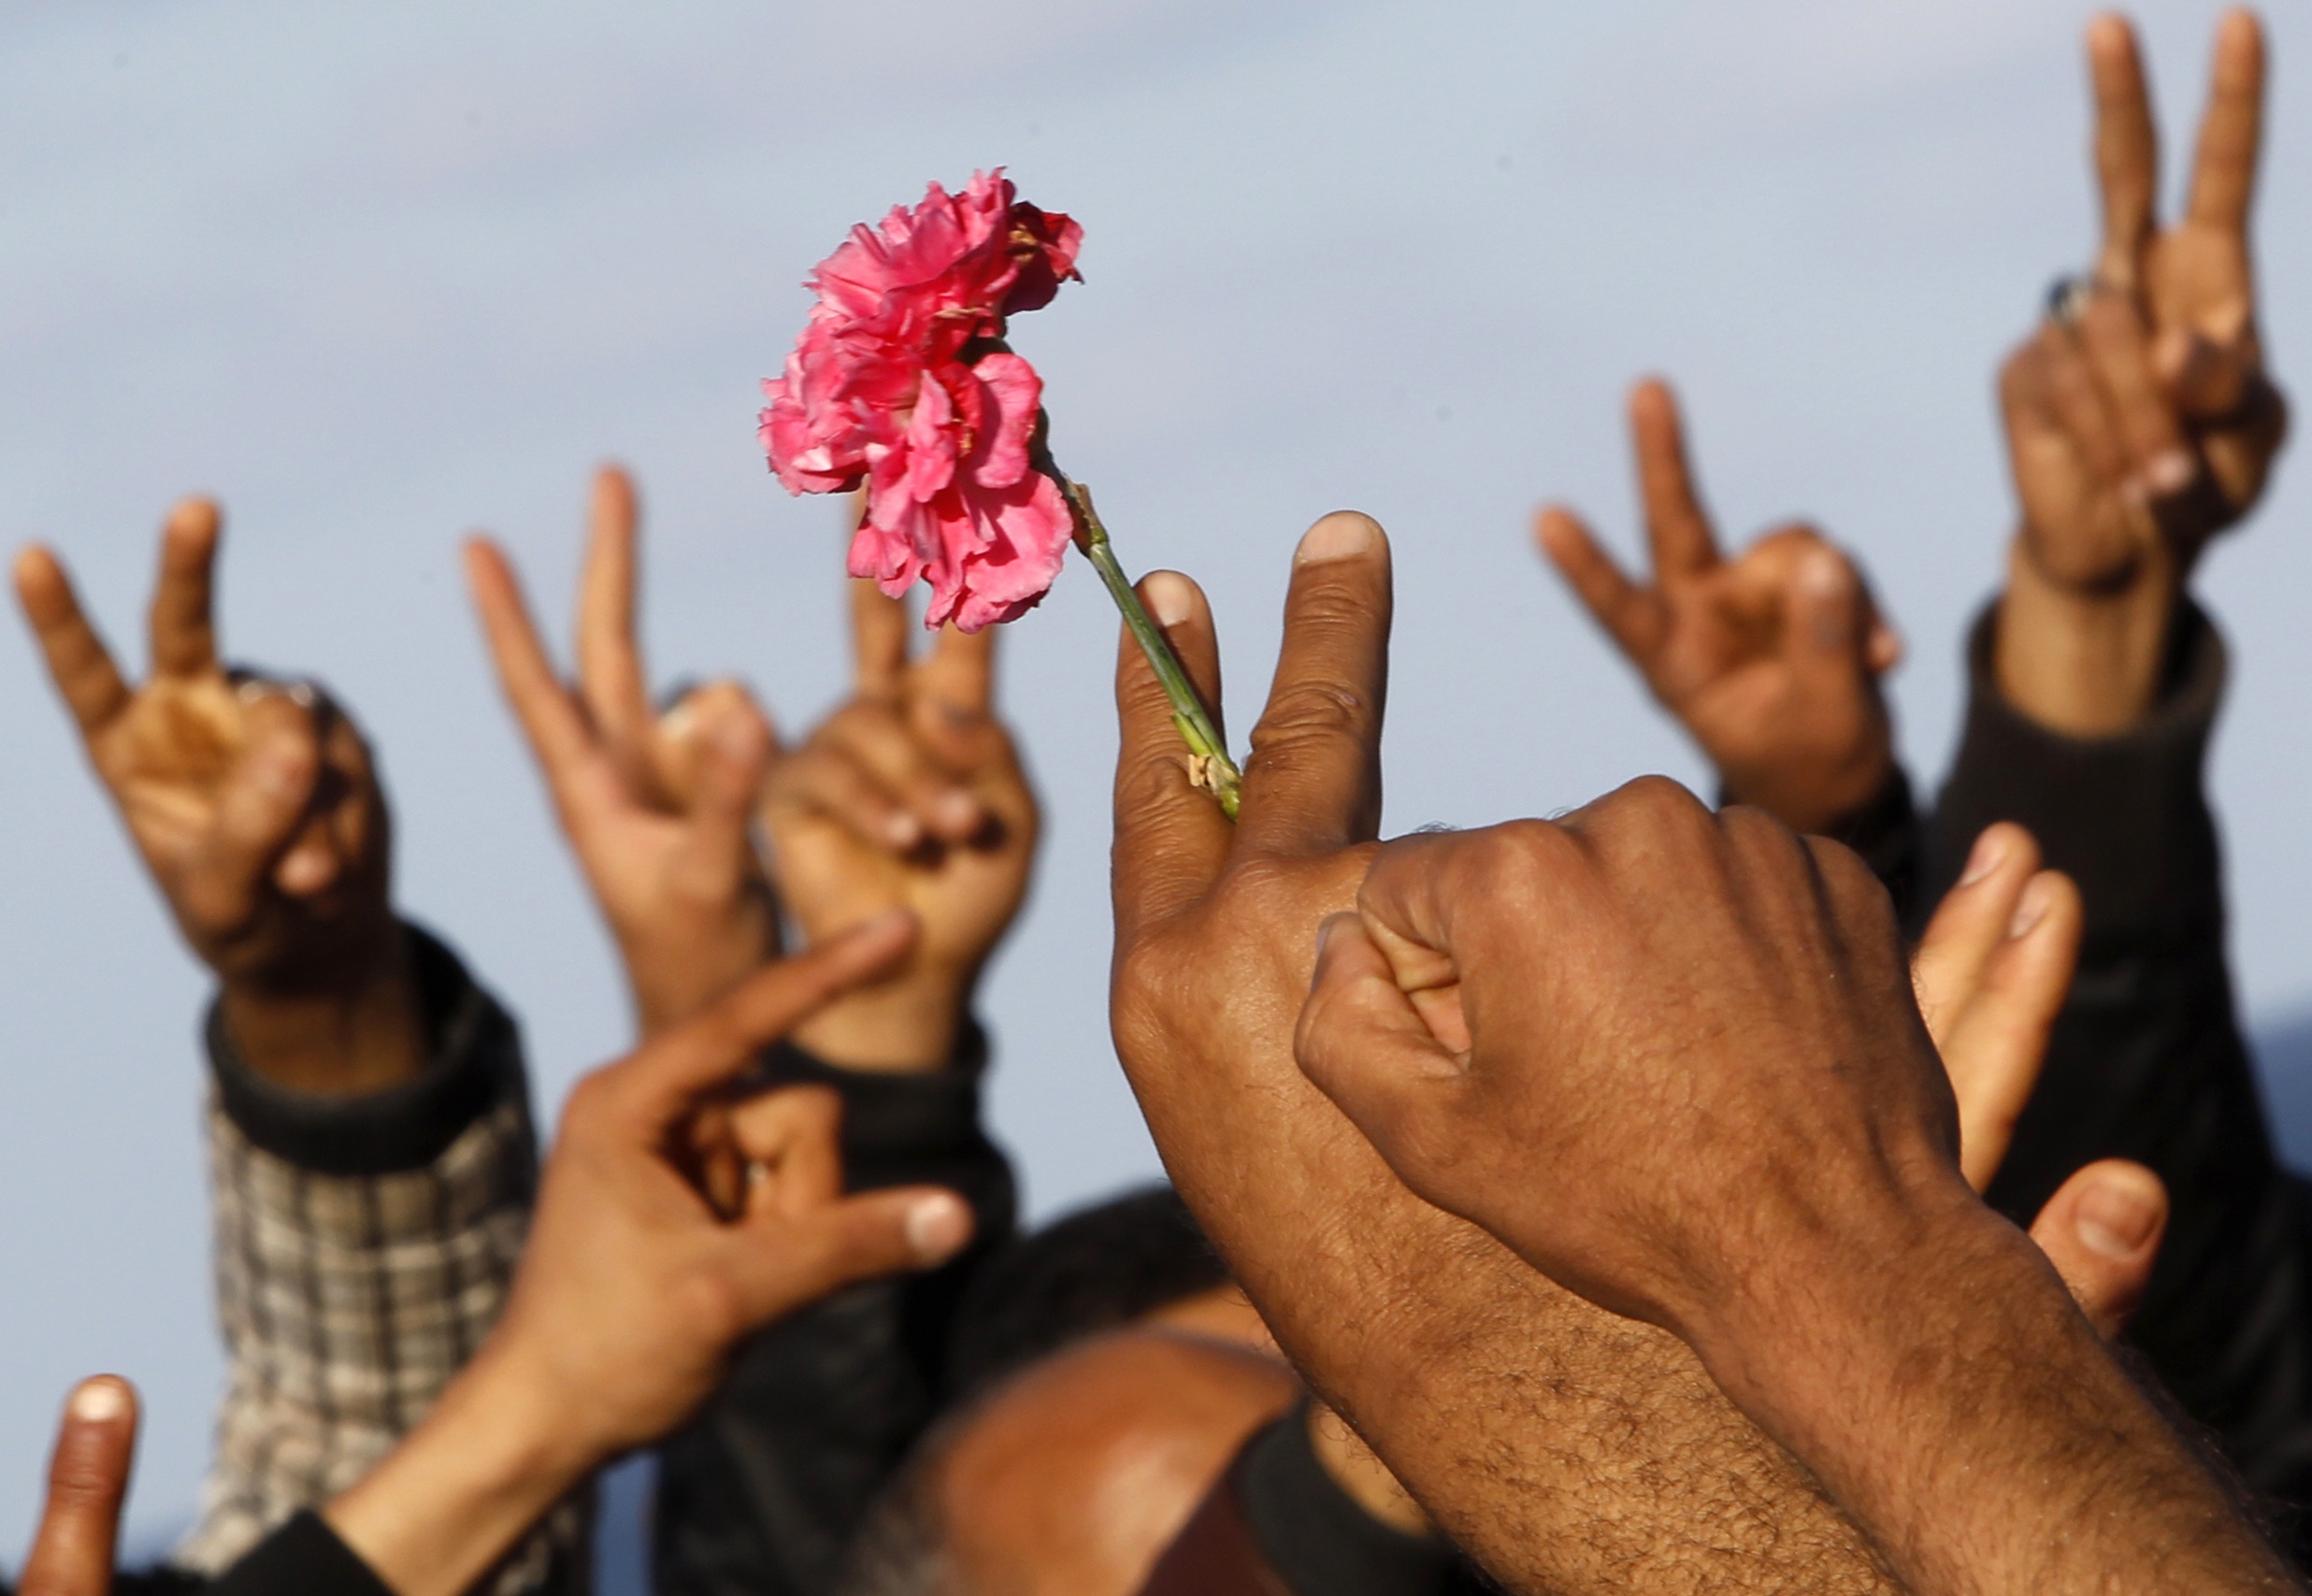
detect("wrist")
[790,973,969,1074]
[324,1345,593,1596]
[220,924,426,1096]
[1678,1159,1994,1412]
[1995,539,2180,736]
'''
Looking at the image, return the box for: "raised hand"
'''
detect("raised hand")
[2089,8,2285,549]
[15,1379,138,1596]
[465,468,779,1038]
[762,577,1038,1071]
[1997,12,2288,734]
[1538,381,1900,835]
[323,913,974,1596]
[13,501,420,1092]
[1294,794,2279,1594]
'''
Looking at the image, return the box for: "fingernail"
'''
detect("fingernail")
[1960,830,2005,888]
[2075,1176,2159,1259]
[1142,571,1196,627]
[2008,876,2053,940]
[2145,449,2196,496]
[906,1193,972,1263]
[1295,513,1380,565]
[71,1379,128,1423]
[934,789,980,834]
[661,699,696,739]
[885,812,921,849]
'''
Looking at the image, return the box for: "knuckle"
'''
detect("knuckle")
[1248,682,1371,763]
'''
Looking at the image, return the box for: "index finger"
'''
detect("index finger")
[1628,380,1721,581]
[2184,8,2265,234]
[1237,512,1391,857]
[2088,13,2160,286]
[147,498,222,681]
[12,547,132,736]
[1112,569,1232,942]
[576,466,654,759]
[463,537,600,783]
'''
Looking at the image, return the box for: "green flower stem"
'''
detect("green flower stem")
[1049,470,1242,820]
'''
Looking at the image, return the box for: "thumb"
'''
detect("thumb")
[19,1377,137,1596]
[724,1186,974,1327]
[2029,1159,2167,1341]
[1293,912,1473,1215]
[179,696,319,929]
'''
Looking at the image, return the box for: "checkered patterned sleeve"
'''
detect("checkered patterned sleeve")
[171,927,591,1596]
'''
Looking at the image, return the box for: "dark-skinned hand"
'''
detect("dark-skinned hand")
[1539,380,1901,835]
[465,468,779,1038]
[1997,10,2288,734]
[763,575,1038,1071]
[324,911,975,1596]
[14,501,420,1093]
[1295,793,2279,1595]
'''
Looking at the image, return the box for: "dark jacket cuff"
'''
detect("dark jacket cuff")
[206,923,525,1178]
[1235,1403,1467,1596]
[1926,597,2226,947]
[754,1023,994,1178]
[204,1511,395,1596]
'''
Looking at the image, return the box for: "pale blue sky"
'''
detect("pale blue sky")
[2,0,2306,1560]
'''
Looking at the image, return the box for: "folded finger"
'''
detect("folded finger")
[13,547,132,736]
[732,1085,845,1218]
[1293,911,1473,1215]
[1237,513,1391,857]
[822,703,984,842]
[2075,292,2192,494]
[767,739,921,854]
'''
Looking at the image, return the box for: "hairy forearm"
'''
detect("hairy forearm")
[220,924,426,1095]
[1700,1198,2293,1595]
[1116,1010,1897,1594]
[1994,542,2177,736]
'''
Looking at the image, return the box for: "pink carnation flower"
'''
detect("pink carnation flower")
[759,170,1084,631]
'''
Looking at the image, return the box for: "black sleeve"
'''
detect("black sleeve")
[206,921,528,1176]
[1232,1407,1490,1596]
[1924,598,2312,1513]
[650,1025,1019,1596]
[162,1511,395,1596]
